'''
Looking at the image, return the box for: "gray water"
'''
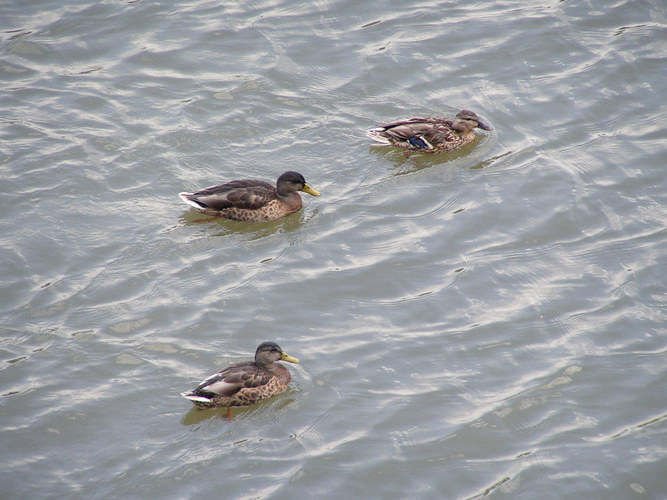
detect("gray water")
[1,0,666,498]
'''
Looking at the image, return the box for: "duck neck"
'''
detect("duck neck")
[451,119,470,133]
[276,184,296,197]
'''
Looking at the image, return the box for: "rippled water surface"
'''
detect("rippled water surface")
[1,0,666,498]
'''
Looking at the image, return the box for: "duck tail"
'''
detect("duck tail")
[366,128,392,145]
[181,391,212,404]
[179,192,207,210]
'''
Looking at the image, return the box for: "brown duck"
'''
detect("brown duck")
[181,342,299,409]
[179,171,320,221]
[367,110,492,153]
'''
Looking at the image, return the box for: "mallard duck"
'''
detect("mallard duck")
[367,110,492,153]
[179,171,320,221]
[181,342,299,409]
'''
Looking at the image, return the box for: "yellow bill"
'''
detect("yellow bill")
[301,183,320,197]
[281,352,299,363]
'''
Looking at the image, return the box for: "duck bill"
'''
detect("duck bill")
[281,352,299,363]
[301,183,320,197]
[477,120,492,131]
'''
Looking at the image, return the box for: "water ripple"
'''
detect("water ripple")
[1,0,666,498]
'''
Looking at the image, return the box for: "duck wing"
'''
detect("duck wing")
[368,118,458,150]
[180,179,276,211]
[188,362,273,399]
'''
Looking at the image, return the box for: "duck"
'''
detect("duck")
[179,171,320,221]
[181,342,299,409]
[367,110,492,153]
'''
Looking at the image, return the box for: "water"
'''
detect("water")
[1,0,666,498]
